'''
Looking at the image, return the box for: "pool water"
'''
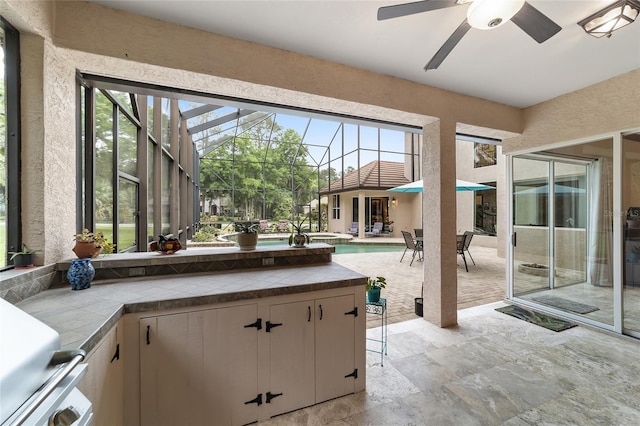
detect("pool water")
[256,240,404,255]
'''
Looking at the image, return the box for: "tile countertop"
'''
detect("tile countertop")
[16,262,367,353]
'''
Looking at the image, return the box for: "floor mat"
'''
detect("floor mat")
[531,295,599,314]
[495,305,577,332]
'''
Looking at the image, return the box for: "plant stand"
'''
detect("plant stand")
[365,297,387,366]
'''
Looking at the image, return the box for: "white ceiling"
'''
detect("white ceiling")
[91,0,639,108]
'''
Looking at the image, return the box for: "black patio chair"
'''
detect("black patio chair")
[401,230,423,266]
[463,231,476,265]
[456,234,469,272]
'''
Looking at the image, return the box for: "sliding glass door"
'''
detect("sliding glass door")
[511,146,614,327]
[623,132,640,336]
[513,157,551,296]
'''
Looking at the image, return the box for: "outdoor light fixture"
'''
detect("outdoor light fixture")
[578,0,640,38]
[391,197,397,206]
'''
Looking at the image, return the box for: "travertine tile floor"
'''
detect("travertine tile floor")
[333,244,506,328]
[258,302,640,425]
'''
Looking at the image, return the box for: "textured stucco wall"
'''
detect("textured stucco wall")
[505,70,640,154]
[51,0,522,134]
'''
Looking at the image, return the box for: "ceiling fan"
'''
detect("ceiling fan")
[378,0,562,70]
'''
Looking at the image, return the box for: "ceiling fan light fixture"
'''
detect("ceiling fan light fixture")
[467,0,525,30]
[578,0,640,38]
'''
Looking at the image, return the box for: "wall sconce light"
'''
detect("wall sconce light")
[391,197,397,206]
[578,0,640,38]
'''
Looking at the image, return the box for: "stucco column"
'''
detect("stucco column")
[422,119,458,327]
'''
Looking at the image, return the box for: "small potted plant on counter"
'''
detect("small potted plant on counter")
[234,221,260,251]
[9,244,37,269]
[73,229,114,258]
[288,222,311,248]
[366,276,387,303]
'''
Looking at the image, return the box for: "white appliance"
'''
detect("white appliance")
[0,298,93,426]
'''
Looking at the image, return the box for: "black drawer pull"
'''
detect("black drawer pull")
[307,306,311,322]
[146,325,150,345]
[319,304,323,320]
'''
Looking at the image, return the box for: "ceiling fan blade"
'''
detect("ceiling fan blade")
[511,1,561,43]
[378,0,460,21]
[424,19,471,70]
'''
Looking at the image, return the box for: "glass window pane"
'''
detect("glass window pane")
[95,91,114,240]
[118,178,137,251]
[161,153,171,234]
[118,111,138,176]
[475,143,497,168]
[147,138,155,243]
[161,98,171,150]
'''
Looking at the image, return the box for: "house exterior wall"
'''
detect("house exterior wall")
[455,141,505,253]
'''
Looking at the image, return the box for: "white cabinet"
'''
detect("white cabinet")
[77,320,123,426]
[139,303,259,426]
[137,288,364,426]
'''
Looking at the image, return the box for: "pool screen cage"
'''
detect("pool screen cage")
[78,74,419,250]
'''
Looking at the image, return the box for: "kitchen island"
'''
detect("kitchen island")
[12,244,367,425]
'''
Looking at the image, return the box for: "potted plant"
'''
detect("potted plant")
[288,222,311,248]
[234,222,260,251]
[366,276,386,303]
[73,228,114,258]
[9,244,37,269]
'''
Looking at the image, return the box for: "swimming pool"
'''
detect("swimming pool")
[256,239,404,255]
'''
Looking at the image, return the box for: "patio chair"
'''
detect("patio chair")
[456,234,469,272]
[366,222,384,237]
[277,219,289,233]
[259,219,270,233]
[463,231,476,265]
[348,222,358,236]
[414,228,423,249]
[401,230,423,266]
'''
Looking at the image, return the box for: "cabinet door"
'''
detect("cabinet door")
[140,311,203,426]
[315,295,356,403]
[267,300,315,417]
[77,323,123,426]
[140,304,259,426]
[201,304,259,426]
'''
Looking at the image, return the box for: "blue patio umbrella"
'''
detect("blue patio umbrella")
[388,179,495,193]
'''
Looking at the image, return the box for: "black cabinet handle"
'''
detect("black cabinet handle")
[110,344,120,363]
[146,325,150,345]
[307,306,311,322]
[319,304,323,320]
[266,392,283,403]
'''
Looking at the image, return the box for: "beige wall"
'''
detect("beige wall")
[455,141,505,254]
[506,70,640,154]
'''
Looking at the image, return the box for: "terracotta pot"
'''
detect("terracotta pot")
[237,232,258,251]
[73,240,102,259]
